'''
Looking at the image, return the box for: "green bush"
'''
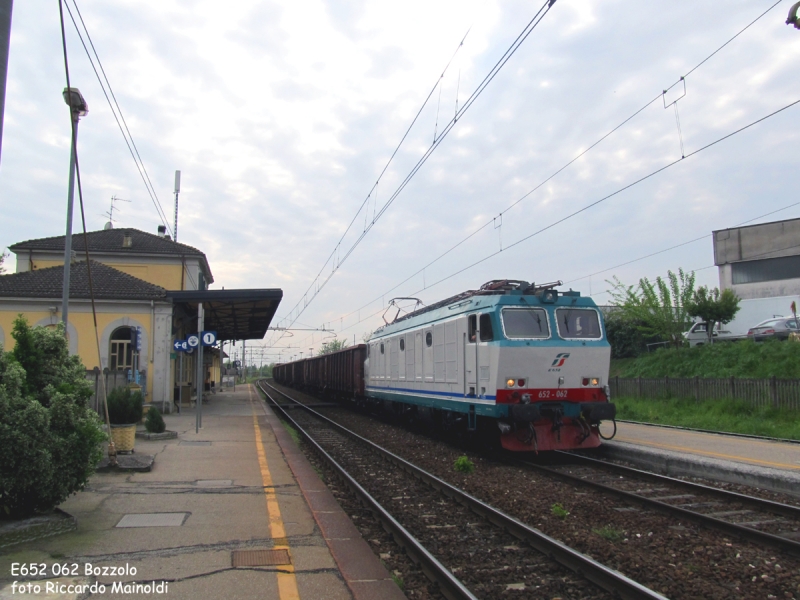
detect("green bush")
[453,455,475,474]
[105,386,143,425]
[0,317,105,519]
[144,406,166,433]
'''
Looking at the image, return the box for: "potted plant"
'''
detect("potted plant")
[106,386,144,453]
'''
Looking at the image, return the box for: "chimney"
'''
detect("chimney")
[157,225,167,238]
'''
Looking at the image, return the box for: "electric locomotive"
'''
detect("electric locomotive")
[365,280,614,451]
[274,279,616,452]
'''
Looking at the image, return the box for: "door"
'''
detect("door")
[423,328,434,382]
[465,314,477,394]
[477,313,494,394]
[415,331,423,381]
[399,336,406,380]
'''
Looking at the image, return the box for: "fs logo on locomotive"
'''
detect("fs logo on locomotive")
[549,352,570,371]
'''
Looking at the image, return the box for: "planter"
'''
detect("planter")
[142,403,153,422]
[110,424,137,453]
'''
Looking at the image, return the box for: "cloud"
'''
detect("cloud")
[1,0,799,354]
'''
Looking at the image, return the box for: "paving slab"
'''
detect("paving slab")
[0,385,405,600]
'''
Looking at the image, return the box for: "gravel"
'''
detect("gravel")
[269,383,800,599]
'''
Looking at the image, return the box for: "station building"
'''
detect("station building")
[0,225,282,412]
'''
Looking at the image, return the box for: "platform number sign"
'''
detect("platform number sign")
[173,340,189,352]
[201,331,217,346]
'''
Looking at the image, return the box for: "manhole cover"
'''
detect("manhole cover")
[196,480,233,487]
[180,441,212,446]
[232,549,291,567]
[116,513,190,528]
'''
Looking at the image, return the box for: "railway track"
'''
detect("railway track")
[533,453,800,555]
[256,379,665,600]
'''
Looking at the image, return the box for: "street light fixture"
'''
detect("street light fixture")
[61,87,88,331]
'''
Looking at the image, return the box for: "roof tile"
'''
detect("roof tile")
[9,227,205,257]
[0,260,167,300]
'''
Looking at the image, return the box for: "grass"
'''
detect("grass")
[615,395,800,440]
[453,455,475,474]
[550,503,569,519]
[611,339,800,379]
[391,572,405,591]
[281,421,302,445]
[592,526,624,542]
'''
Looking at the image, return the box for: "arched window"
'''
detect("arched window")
[109,326,139,371]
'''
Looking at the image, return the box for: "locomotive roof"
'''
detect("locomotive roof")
[372,280,598,338]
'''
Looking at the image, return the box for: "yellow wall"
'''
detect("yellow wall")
[30,260,184,291]
[0,308,156,400]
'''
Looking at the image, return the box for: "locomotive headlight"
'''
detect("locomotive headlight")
[506,378,516,388]
[591,377,600,386]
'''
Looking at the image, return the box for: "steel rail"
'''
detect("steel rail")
[259,380,667,600]
[507,452,800,555]
[255,380,478,600]
[562,451,800,519]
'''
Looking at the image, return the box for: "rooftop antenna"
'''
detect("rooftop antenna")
[173,170,181,242]
[102,195,130,228]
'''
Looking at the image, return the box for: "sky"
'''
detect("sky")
[1,0,799,364]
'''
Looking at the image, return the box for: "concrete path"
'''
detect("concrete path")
[0,385,405,600]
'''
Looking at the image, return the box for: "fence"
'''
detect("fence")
[84,369,147,415]
[609,376,800,410]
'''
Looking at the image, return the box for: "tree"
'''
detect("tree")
[608,268,696,348]
[686,287,741,344]
[318,339,347,355]
[604,310,649,358]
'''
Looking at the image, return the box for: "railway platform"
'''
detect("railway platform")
[0,385,405,600]
[598,420,800,495]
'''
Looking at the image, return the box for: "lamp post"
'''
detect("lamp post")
[61,87,88,330]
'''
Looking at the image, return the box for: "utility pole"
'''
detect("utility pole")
[0,0,12,166]
[173,170,180,241]
[61,88,88,330]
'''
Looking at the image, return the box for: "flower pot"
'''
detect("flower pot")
[142,403,153,422]
[110,424,137,453]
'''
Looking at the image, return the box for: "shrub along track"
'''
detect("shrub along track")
[265,380,800,599]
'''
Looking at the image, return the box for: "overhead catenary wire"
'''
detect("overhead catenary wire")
[64,0,174,237]
[58,0,116,465]
[272,0,558,343]
[315,0,787,340]
[277,28,473,333]
[565,200,800,286]
[280,94,800,353]
[65,0,199,292]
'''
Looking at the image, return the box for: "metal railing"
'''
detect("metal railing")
[84,368,147,415]
[610,375,800,409]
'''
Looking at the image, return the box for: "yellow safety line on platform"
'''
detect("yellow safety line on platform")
[249,385,300,600]
[616,436,800,471]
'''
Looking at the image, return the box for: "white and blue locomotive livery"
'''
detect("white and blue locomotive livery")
[364,279,615,451]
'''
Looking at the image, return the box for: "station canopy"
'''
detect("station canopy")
[167,289,283,341]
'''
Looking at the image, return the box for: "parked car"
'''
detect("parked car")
[683,322,738,347]
[746,317,800,341]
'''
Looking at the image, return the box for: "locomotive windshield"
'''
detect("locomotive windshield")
[501,308,550,338]
[555,308,602,339]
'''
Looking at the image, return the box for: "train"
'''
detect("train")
[273,279,616,452]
